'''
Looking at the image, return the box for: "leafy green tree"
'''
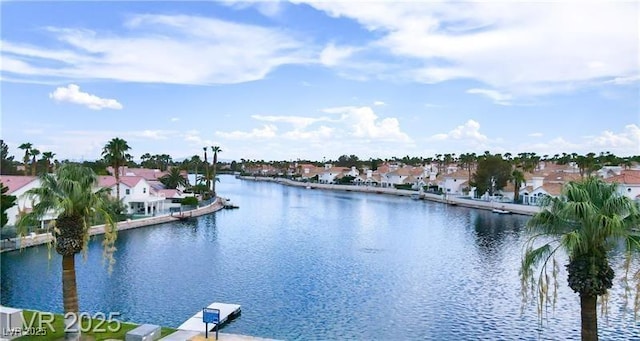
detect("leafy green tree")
[1,182,17,227]
[576,153,600,178]
[140,153,153,168]
[160,167,189,189]
[370,158,379,171]
[1,140,19,175]
[458,152,477,188]
[521,177,640,341]
[102,137,132,201]
[18,164,118,340]
[337,175,355,184]
[181,196,198,206]
[81,160,110,175]
[471,154,512,197]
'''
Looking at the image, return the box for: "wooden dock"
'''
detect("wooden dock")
[177,303,241,332]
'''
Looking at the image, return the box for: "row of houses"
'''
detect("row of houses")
[1,167,192,227]
[250,161,640,205]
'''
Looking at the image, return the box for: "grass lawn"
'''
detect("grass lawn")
[16,310,176,340]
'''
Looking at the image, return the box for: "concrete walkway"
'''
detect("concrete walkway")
[1,199,225,253]
[163,332,280,341]
[239,176,541,216]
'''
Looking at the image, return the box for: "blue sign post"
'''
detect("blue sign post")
[203,308,220,340]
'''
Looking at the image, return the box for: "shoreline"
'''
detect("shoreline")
[0,198,225,253]
[238,176,541,216]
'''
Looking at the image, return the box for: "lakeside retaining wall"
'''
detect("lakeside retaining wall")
[238,176,541,216]
[1,199,224,253]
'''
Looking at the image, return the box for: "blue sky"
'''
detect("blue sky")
[1,1,638,162]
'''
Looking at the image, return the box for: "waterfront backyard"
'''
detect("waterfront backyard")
[2,175,639,340]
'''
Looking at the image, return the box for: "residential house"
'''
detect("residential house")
[604,170,640,201]
[98,175,166,215]
[318,165,349,184]
[0,175,51,227]
[441,170,469,195]
[520,183,564,206]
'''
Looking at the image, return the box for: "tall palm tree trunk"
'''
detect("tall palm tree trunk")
[212,154,217,196]
[580,293,598,341]
[62,254,80,340]
[115,166,121,201]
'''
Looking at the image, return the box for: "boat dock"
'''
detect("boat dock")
[177,302,241,333]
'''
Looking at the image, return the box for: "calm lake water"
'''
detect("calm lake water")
[2,175,639,340]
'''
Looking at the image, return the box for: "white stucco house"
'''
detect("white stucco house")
[520,183,564,206]
[98,175,166,215]
[318,165,349,184]
[441,170,469,195]
[0,175,53,227]
[605,171,640,201]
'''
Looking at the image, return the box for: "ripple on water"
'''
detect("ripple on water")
[2,176,640,340]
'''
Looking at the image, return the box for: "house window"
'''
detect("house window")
[143,188,147,194]
[125,189,130,195]
[628,188,632,192]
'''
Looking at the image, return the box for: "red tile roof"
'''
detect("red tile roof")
[107,167,167,180]
[98,176,117,188]
[0,175,37,194]
[605,173,640,185]
[98,175,144,188]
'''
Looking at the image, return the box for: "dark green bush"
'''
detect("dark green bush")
[181,196,198,206]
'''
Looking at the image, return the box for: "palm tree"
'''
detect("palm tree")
[203,147,210,193]
[211,146,222,196]
[30,148,40,176]
[18,164,117,340]
[41,151,56,173]
[159,167,188,189]
[18,142,32,175]
[458,152,476,189]
[521,177,640,341]
[511,169,525,203]
[102,138,132,201]
[190,155,202,187]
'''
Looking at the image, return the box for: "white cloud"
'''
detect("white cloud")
[170,117,180,122]
[466,88,512,105]
[373,101,386,106]
[528,132,543,137]
[183,130,212,146]
[282,126,334,140]
[49,84,122,110]
[3,14,312,85]
[297,1,638,96]
[215,106,411,158]
[216,124,278,140]
[129,130,174,140]
[322,106,411,142]
[320,43,357,67]
[604,75,640,85]
[251,114,330,130]
[516,125,640,156]
[430,120,488,143]
[220,0,284,17]
[590,124,640,152]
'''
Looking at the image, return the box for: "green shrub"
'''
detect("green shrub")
[181,196,198,206]
[393,184,414,190]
